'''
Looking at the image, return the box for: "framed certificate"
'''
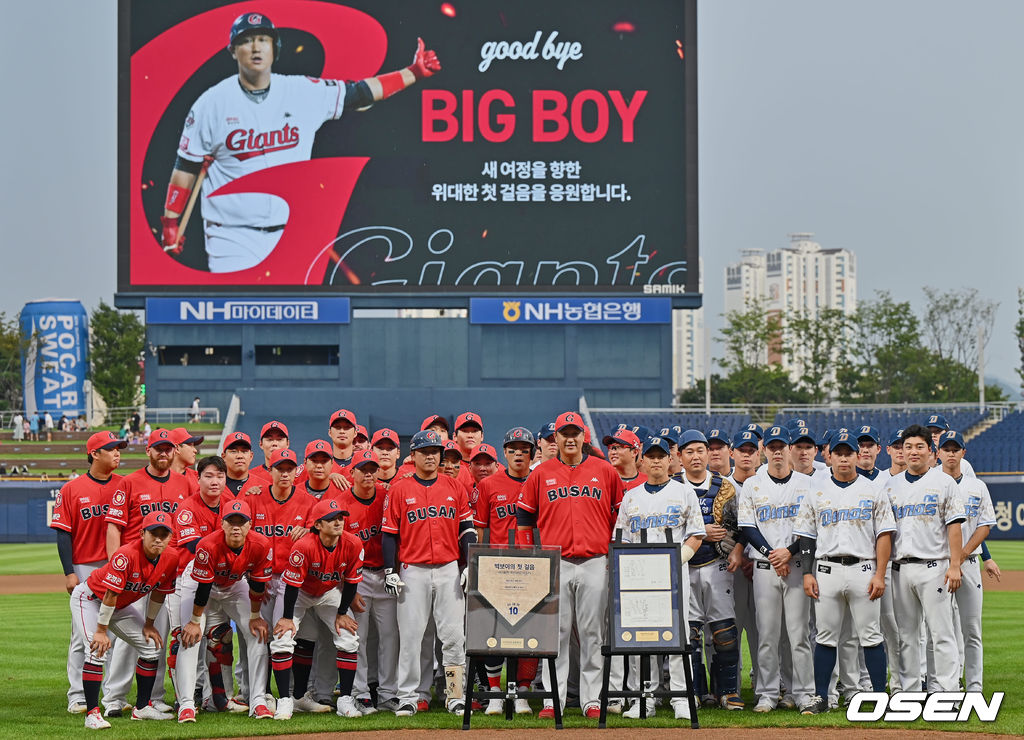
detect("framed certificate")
[465,544,561,657]
[609,543,684,653]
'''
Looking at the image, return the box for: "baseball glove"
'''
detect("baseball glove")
[711,475,740,559]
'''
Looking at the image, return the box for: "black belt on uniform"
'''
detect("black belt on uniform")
[206,220,286,233]
[897,557,931,565]
[819,555,864,566]
[562,555,603,564]
[363,565,384,571]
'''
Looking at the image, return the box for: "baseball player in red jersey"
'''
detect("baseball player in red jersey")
[162,13,441,272]
[327,409,359,473]
[168,456,237,708]
[381,429,476,716]
[354,425,370,452]
[72,511,178,729]
[473,427,538,715]
[469,443,500,488]
[52,431,127,714]
[336,451,399,713]
[603,429,646,489]
[271,499,365,720]
[248,421,290,488]
[301,439,348,500]
[102,427,189,715]
[175,499,274,722]
[371,428,401,489]
[516,412,625,718]
[169,428,205,495]
[222,431,255,495]
[453,412,484,493]
[440,440,465,483]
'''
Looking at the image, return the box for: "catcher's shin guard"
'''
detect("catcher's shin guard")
[688,621,709,698]
[710,619,740,694]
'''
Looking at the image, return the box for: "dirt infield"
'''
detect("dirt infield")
[5,572,1023,595]
[271,730,1008,739]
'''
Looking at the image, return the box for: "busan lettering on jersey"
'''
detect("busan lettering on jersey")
[254,523,299,538]
[545,484,604,501]
[406,505,458,522]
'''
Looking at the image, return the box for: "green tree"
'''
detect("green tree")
[90,302,145,412]
[719,298,781,373]
[782,307,849,403]
[0,313,30,410]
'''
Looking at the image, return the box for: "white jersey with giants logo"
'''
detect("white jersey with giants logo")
[177,74,346,226]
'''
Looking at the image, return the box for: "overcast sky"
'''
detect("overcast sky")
[2,1,1021,388]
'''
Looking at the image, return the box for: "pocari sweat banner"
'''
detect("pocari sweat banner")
[19,300,89,416]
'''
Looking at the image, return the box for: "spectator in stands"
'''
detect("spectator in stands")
[142,421,152,442]
[29,412,40,441]
[0,463,6,475]
[39,472,49,482]
[43,411,54,441]
[58,414,68,433]
[190,396,201,423]
[12,412,24,441]
[118,421,130,441]
[130,410,141,438]
[68,470,80,480]
[75,415,88,431]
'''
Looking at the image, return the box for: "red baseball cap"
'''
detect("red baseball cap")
[471,443,498,462]
[260,420,289,439]
[310,498,348,523]
[583,427,592,444]
[442,440,462,459]
[455,412,483,431]
[142,511,173,532]
[603,429,641,452]
[352,450,380,469]
[87,431,127,456]
[169,427,204,446]
[221,499,252,522]
[223,431,252,450]
[554,412,584,432]
[269,448,298,468]
[421,414,449,432]
[329,409,357,427]
[371,428,399,447]
[147,428,175,448]
[355,424,369,442]
[304,439,333,460]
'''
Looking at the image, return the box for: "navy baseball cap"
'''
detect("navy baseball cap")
[629,425,651,442]
[705,428,730,446]
[410,429,445,451]
[671,425,684,438]
[536,422,557,441]
[657,427,681,446]
[786,417,808,430]
[792,426,816,445]
[856,426,881,445]
[763,426,792,445]
[925,414,950,431]
[642,436,673,456]
[678,429,708,449]
[818,429,835,447]
[732,430,759,449]
[744,423,764,439]
[938,430,966,450]
[830,433,857,453]
[887,428,905,446]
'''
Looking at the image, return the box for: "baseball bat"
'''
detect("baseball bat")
[164,156,212,253]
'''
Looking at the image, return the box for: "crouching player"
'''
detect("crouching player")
[271,499,365,719]
[175,499,274,722]
[71,511,177,729]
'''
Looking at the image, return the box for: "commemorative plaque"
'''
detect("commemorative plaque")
[609,543,683,652]
[466,544,560,656]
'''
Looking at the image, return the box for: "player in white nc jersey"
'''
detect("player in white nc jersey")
[793,433,896,715]
[936,431,995,692]
[614,436,705,721]
[883,425,966,693]
[737,426,815,713]
[161,12,441,273]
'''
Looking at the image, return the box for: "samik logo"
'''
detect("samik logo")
[847,692,1003,722]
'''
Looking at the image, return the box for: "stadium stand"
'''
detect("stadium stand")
[589,411,752,446]
[962,410,1024,474]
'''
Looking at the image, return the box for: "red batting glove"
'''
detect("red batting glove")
[408,37,441,79]
[161,216,183,254]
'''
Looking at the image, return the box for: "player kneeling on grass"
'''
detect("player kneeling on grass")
[72,512,177,729]
[614,436,705,720]
[270,499,364,720]
[175,499,274,722]
[793,433,897,715]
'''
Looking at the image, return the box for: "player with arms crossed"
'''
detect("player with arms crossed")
[72,512,178,729]
[794,433,896,715]
[176,499,274,722]
[162,13,441,272]
[614,436,705,720]
[884,425,966,693]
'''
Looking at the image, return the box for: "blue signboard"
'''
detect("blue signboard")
[470,297,671,325]
[19,300,89,416]
[146,297,351,324]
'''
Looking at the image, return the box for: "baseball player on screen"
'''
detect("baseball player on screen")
[161,12,441,272]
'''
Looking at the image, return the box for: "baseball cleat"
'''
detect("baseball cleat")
[229,694,249,711]
[84,708,111,730]
[103,700,130,718]
[583,703,602,718]
[778,695,797,710]
[177,707,196,723]
[624,699,655,718]
[672,700,691,720]
[377,697,401,713]
[68,701,88,714]
[150,699,174,713]
[606,700,623,715]
[356,697,378,715]
[273,696,294,720]
[800,696,828,715]
[131,703,173,720]
[417,699,430,712]
[337,695,362,718]
[447,698,467,714]
[720,694,744,711]
[250,704,274,719]
[753,698,775,713]
[484,699,504,715]
[514,698,532,715]
[394,703,418,716]
[538,705,556,718]
[700,694,718,708]
[294,693,331,713]
[264,693,277,712]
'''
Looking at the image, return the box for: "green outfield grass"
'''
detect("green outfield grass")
[987,540,1024,571]
[1,585,1021,737]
